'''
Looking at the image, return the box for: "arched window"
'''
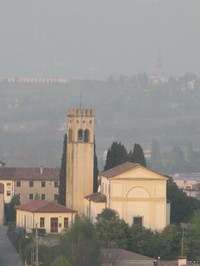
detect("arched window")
[68,128,73,142]
[84,129,90,143]
[78,129,83,142]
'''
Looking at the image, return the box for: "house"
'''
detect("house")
[101,248,156,266]
[0,183,4,225]
[0,167,60,204]
[15,200,76,233]
[85,162,170,231]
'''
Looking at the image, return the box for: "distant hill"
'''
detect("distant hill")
[0,74,200,169]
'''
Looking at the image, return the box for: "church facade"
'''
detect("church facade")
[85,162,170,231]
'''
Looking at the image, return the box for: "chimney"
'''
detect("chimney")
[178,256,187,266]
[40,166,43,175]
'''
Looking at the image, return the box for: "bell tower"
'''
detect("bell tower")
[66,108,94,214]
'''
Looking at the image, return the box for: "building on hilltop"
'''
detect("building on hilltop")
[64,108,170,231]
[85,162,170,231]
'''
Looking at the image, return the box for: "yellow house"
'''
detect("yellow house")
[85,162,170,231]
[15,200,76,233]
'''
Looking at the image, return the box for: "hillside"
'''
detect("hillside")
[0,73,200,169]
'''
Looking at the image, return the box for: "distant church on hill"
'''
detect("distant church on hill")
[65,108,170,231]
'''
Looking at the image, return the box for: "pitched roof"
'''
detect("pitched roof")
[85,192,106,203]
[102,248,154,262]
[0,167,60,181]
[15,200,76,213]
[100,162,139,178]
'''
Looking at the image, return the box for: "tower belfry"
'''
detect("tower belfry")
[66,108,94,214]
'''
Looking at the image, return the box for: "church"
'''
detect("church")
[65,108,170,231]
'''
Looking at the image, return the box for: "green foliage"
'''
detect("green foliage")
[58,134,67,205]
[51,256,71,266]
[5,194,21,222]
[130,143,146,166]
[167,176,200,223]
[104,141,128,170]
[60,215,101,266]
[128,224,156,257]
[95,208,129,249]
[158,224,181,259]
[34,192,40,200]
[186,210,200,260]
[149,139,163,171]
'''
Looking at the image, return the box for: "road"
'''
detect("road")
[0,226,23,266]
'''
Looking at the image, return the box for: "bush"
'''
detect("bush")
[32,228,46,236]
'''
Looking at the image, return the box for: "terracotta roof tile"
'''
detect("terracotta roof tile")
[0,167,60,181]
[85,192,106,203]
[15,200,76,213]
[100,162,139,178]
[102,248,154,262]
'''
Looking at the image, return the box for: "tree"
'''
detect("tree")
[34,193,40,200]
[150,139,163,171]
[159,224,181,259]
[5,194,21,222]
[128,224,156,257]
[167,176,200,223]
[51,256,71,266]
[104,142,128,170]
[95,208,129,249]
[60,215,101,266]
[186,210,200,260]
[130,143,146,166]
[58,134,67,206]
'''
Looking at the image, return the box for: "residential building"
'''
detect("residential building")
[0,167,60,204]
[85,162,170,231]
[15,200,76,233]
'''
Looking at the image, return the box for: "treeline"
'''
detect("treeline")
[16,208,200,266]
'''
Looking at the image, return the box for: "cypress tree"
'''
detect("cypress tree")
[104,141,128,170]
[131,143,146,167]
[58,134,67,206]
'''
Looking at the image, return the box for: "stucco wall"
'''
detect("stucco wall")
[15,180,59,204]
[16,210,75,233]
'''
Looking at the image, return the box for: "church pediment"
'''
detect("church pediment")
[101,162,166,181]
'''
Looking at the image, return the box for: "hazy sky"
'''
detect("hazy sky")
[0,0,200,79]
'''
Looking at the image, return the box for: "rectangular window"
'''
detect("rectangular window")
[17,181,21,187]
[7,191,11,196]
[40,217,45,228]
[29,181,34,187]
[54,181,59,188]
[51,218,58,233]
[54,194,58,202]
[29,194,33,200]
[7,183,11,186]
[41,181,46,187]
[133,216,143,226]
[41,194,45,200]
[64,217,69,228]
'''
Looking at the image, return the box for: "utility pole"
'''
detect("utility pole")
[35,224,39,266]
